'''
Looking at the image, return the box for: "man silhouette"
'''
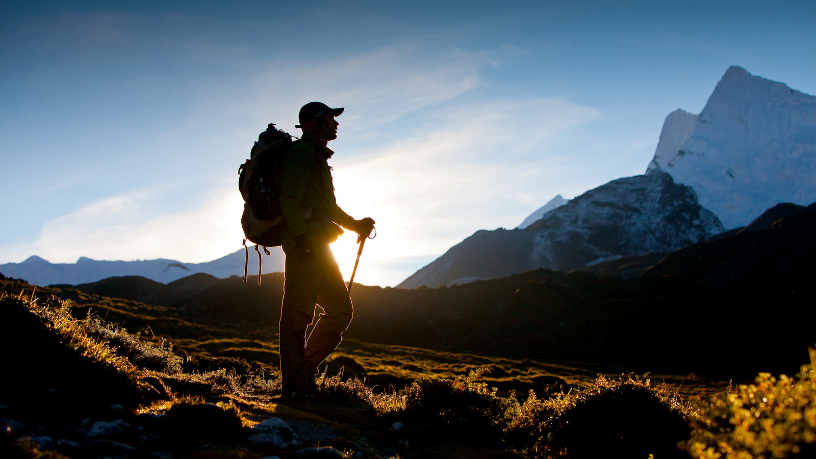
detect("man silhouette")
[277,102,374,396]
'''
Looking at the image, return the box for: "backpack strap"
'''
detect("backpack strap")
[255,245,262,285]
[242,238,249,283]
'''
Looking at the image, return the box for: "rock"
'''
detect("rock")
[108,404,125,412]
[297,446,344,458]
[259,457,283,459]
[80,418,93,427]
[397,439,409,450]
[86,419,130,438]
[248,417,301,448]
[388,422,404,433]
[0,404,9,412]
[151,451,172,459]
[20,436,52,447]
[85,439,139,455]
[1,417,28,435]
[138,434,163,445]
[55,438,81,449]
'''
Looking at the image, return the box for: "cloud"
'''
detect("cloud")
[186,44,492,141]
[18,183,245,264]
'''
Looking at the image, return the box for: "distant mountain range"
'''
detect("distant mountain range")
[399,66,815,288]
[0,247,285,286]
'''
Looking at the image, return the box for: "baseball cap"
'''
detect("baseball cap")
[296,102,344,128]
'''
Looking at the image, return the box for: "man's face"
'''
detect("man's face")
[322,115,339,141]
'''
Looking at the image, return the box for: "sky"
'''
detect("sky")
[1,0,814,287]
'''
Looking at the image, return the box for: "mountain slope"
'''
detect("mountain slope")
[399,171,722,288]
[62,272,221,306]
[518,194,569,229]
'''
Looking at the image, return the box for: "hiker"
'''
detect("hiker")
[278,102,375,396]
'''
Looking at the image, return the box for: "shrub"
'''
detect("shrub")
[401,369,517,446]
[547,375,692,459]
[507,374,694,457]
[505,389,562,452]
[685,348,816,459]
[317,375,405,416]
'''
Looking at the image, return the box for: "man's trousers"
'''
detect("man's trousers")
[279,238,353,391]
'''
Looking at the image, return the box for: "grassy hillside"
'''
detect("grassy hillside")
[2,280,814,458]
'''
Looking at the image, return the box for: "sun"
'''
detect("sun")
[330,231,367,284]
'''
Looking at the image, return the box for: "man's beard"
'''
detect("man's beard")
[311,119,337,142]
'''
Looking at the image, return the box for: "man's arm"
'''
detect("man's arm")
[332,206,356,230]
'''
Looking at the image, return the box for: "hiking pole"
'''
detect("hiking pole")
[347,239,366,295]
[347,226,375,294]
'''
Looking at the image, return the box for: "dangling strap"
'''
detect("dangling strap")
[243,239,249,283]
[255,244,262,285]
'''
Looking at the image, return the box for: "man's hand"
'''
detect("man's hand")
[353,217,375,244]
[294,233,315,262]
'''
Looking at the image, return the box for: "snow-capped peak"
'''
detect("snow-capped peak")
[647,66,816,229]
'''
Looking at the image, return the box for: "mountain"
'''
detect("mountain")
[651,66,816,229]
[518,195,569,229]
[399,171,722,288]
[59,272,221,306]
[0,247,285,286]
[399,66,814,288]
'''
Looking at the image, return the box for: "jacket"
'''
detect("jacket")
[278,133,356,243]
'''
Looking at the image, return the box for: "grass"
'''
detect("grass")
[2,279,814,458]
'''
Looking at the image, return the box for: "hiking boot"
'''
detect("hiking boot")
[280,377,318,401]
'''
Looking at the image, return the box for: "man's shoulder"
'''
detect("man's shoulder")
[284,139,317,159]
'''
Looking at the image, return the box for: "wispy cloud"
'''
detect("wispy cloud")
[8,183,244,264]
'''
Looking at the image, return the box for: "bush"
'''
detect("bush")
[317,375,404,416]
[548,376,692,459]
[685,347,816,459]
[401,369,516,446]
[506,374,693,458]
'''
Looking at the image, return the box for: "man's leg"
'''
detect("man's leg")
[279,242,322,392]
[304,242,354,371]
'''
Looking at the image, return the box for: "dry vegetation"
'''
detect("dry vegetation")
[1,279,814,458]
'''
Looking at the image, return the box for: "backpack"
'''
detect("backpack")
[238,123,294,283]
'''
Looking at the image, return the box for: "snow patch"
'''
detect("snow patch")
[518,195,569,229]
